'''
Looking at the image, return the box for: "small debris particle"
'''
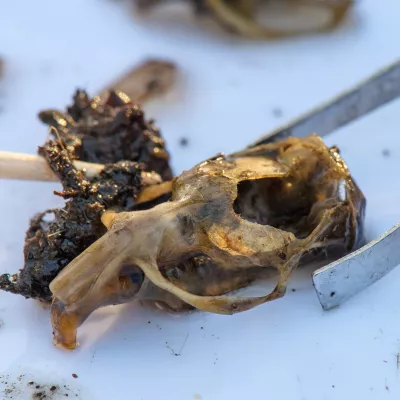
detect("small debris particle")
[148,321,151,324]
[179,137,189,147]
[396,353,400,370]
[272,108,283,118]
[72,374,78,379]
[291,288,296,292]
[36,385,41,389]
[200,327,204,329]
[382,149,391,157]
[50,386,57,392]
[278,250,286,260]
[146,79,160,92]
[194,395,202,399]
[330,291,335,297]
[386,385,389,391]
[383,360,388,363]
[29,381,35,385]
[332,385,335,388]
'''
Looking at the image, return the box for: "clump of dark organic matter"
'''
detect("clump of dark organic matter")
[38,89,172,180]
[0,90,172,301]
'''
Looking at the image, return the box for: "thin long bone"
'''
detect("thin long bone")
[0,151,104,181]
[0,151,167,202]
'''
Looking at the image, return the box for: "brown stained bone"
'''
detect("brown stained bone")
[49,135,365,349]
[134,0,353,38]
[100,59,177,104]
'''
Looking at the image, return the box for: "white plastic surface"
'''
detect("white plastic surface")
[1,1,400,399]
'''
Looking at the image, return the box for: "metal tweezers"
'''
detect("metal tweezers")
[251,59,400,311]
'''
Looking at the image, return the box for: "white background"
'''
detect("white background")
[1,0,400,399]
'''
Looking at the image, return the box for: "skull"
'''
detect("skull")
[49,135,365,349]
[136,0,353,38]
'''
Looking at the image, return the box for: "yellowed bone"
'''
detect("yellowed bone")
[207,0,353,38]
[49,135,365,350]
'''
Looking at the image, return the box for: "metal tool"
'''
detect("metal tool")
[252,59,400,310]
[313,223,400,310]
[253,59,400,145]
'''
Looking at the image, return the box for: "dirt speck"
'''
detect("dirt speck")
[291,288,296,292]
[31,383,75,399]
[272,108,283,118]
[71,374,78,379]
[382,149,391,157]
[179,137,189,147]
[1,374,79,399]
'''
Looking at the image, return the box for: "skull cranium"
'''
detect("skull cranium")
[49,135,365,349]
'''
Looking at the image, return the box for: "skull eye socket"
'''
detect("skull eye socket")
[233,177,316,238]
